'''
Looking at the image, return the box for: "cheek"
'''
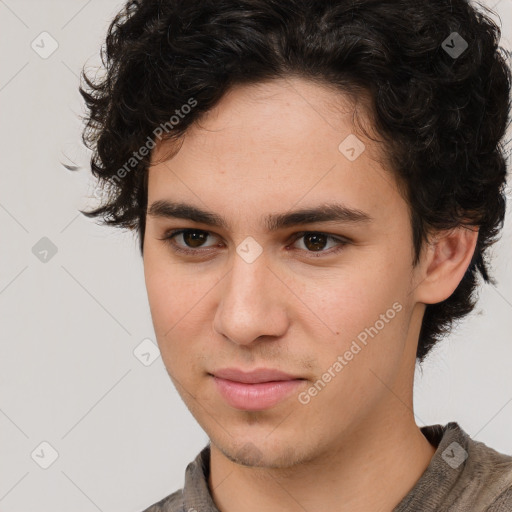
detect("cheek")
[297,275,410,415]
[144,271,196,380]
[144,244,199,323]
[291,250,412,383]
[144,251,188,340]
[298,254,409,330]
[143,248,220,371]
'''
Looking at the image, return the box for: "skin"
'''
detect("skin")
[143,77,478,512]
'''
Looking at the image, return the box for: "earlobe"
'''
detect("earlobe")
[414,226,479,305]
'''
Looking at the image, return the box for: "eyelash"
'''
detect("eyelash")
[158,229,349,258]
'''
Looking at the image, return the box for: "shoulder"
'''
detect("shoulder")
[139,444,212,512]
[459,425,512,511]
[487,486,512,511]
[139,488,184,512]
[417,422,512,511]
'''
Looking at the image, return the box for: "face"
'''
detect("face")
[143,78,426,469]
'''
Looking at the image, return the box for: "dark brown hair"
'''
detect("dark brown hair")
[79,0,511,362]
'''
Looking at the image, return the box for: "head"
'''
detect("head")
[79,0,511,467]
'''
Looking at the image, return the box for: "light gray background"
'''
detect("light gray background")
[0,1,511,511]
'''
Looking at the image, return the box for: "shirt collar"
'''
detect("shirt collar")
[179,423,512,512]
[183,443,221,512]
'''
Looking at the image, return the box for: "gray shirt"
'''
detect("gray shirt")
[142,422,512,511]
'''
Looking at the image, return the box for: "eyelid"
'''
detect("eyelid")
[159,228,350,256]
[157,228,222,254]
[290,230,351,244]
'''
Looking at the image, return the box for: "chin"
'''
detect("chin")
[213,435,313,470]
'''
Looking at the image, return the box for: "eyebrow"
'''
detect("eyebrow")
[147,200,373,231]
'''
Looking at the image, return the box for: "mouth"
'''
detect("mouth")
[209,367,307,411]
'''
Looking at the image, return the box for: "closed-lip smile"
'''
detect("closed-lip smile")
[209,367,306,410]
[210,367,305,383]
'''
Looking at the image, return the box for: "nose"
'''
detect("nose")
[212,251,289,346]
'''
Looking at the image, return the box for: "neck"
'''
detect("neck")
[208,404,436,512]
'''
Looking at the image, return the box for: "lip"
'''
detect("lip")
[212,367,303,383]
[210,368,306,411]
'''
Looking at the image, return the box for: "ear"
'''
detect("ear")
[413,226,479,305]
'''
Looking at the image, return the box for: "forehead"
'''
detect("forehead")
[151,78,380,164]
[147,78,404,229]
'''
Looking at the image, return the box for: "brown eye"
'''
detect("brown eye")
[302,233,329,251]
[181,230,209,248]
[290,231,348,255]
[159,229,348,258]
[159,229,221,255]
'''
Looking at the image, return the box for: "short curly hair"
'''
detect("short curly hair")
[79,0,511,363]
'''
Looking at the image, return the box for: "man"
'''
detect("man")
[79,0,512,510]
